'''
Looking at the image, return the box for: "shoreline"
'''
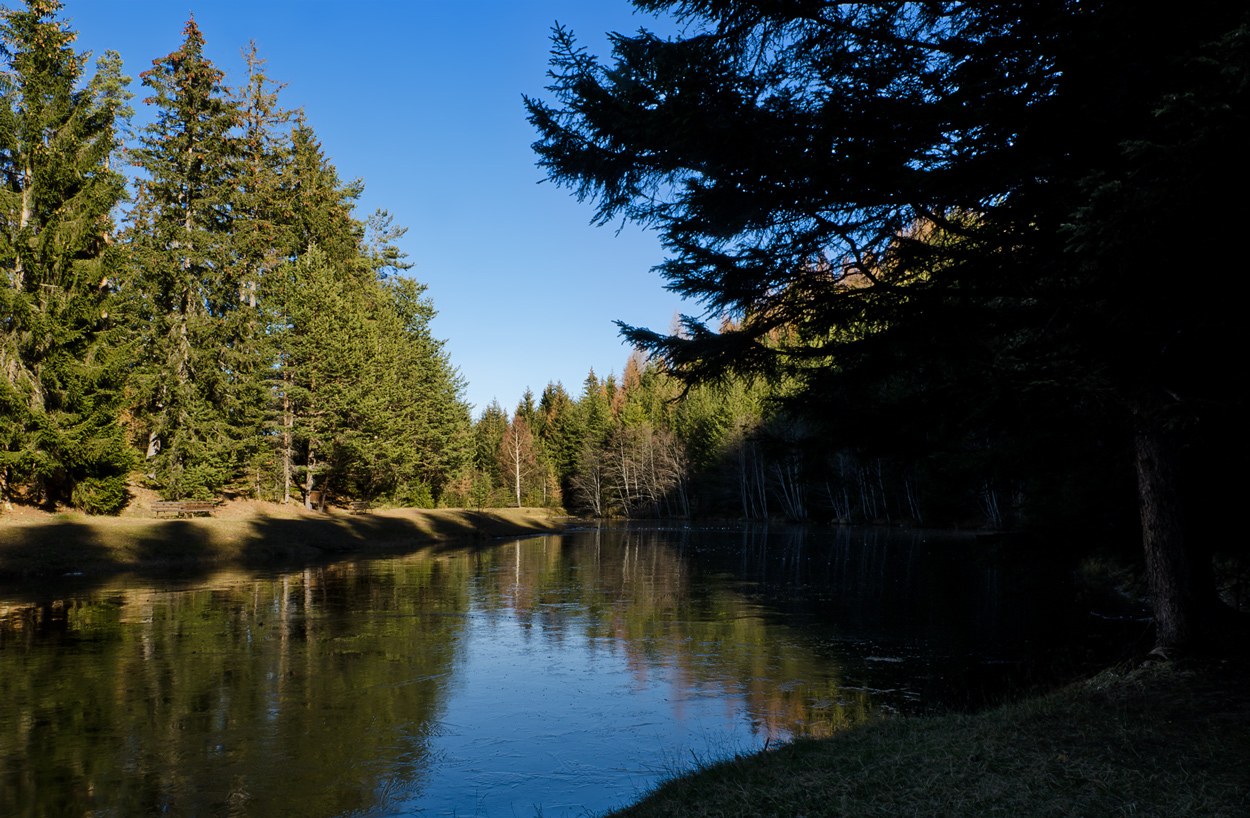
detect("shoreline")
[605,658,1250,817]
[4,511,1246,815]
[0,506,566,581]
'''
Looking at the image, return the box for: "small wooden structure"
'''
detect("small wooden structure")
[347,500,373,514]
[152,500,215,519]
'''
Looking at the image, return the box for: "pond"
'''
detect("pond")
[0,524,1133,817]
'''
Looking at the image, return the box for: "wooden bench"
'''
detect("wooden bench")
[347,500,373,514]
[152,500,215,519]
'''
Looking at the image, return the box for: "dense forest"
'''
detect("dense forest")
[1,1,471,512]
[465,315,1142,536]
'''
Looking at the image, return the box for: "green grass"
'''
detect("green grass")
[608,660,1250,818]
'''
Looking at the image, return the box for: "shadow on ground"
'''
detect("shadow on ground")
[0,509,563,597]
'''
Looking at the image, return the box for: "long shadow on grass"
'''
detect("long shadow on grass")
[0,517,222,601]
[0,519,121,579]
[237,509,562,564]
[0,510,561,601]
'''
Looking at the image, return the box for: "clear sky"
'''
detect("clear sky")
[65,0,687,415]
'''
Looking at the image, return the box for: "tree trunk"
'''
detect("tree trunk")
[304,439,316,511]
[513,441,521,506]
[14,157,31,288]
[282,378,292,505]
[1135,423,1215,649]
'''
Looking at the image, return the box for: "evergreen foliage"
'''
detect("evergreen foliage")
[539,380,583,495]
[0,3,471,513]
[126,16,251,500]
[260,119,470,508]
[0,0,134,512]
[472,399,508,489]
[526,1,1250,647]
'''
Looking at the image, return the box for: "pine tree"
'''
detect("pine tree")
[0,0,134,512]
[473,399,508,492]
[127,16,250,500]
[529,1,1250,646]
[231,42,295,495]
[539,381,582,493]
[273,245,375,509]
[379,276,470,503]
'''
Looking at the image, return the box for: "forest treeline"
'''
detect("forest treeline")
[1,2,470,512]
[0,1,1158,530]
[466,314,1129,531]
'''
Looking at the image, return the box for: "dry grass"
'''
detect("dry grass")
[0,502,565,579]
[610,660,1250,818]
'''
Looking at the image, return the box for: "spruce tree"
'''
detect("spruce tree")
[379,276,471,503]
[127,16,249,500]
[473,400,508,492]
[0,0,134,512]
[231,43,296,495]
[539,380,582,491]
[578,369,610,448]
[264,121,370,505]
[274,245,369,509]
[261,122,362,503]
[286,123,362,264]
[261,116,469,508]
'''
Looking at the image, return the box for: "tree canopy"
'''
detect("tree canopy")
[0,0,133,512]
[1,3,471,513]
[527,1,1250,649]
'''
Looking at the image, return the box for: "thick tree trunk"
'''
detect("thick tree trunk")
[1135,423,1215,649]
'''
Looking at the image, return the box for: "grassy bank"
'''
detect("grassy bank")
[0,505,564,580]
[610,660,1250,818]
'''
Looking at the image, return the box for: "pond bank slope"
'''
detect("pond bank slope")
[0,506,564,579]
[608,660,1250,818]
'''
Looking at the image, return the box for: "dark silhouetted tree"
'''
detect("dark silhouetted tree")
[527,2,1250,649]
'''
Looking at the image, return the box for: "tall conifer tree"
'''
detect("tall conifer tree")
[379,276,471,503]
[263,122,365,505]
[0,0,133,512]
[231,43,295,493]
[529,1,1250,646]
[539,381,582,496]
[127,16,249,499]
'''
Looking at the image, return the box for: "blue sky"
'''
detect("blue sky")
[66,1,687,415]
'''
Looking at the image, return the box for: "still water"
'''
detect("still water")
[0,525,1117,817]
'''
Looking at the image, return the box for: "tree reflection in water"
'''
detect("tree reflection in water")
[0,525,1101,817]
